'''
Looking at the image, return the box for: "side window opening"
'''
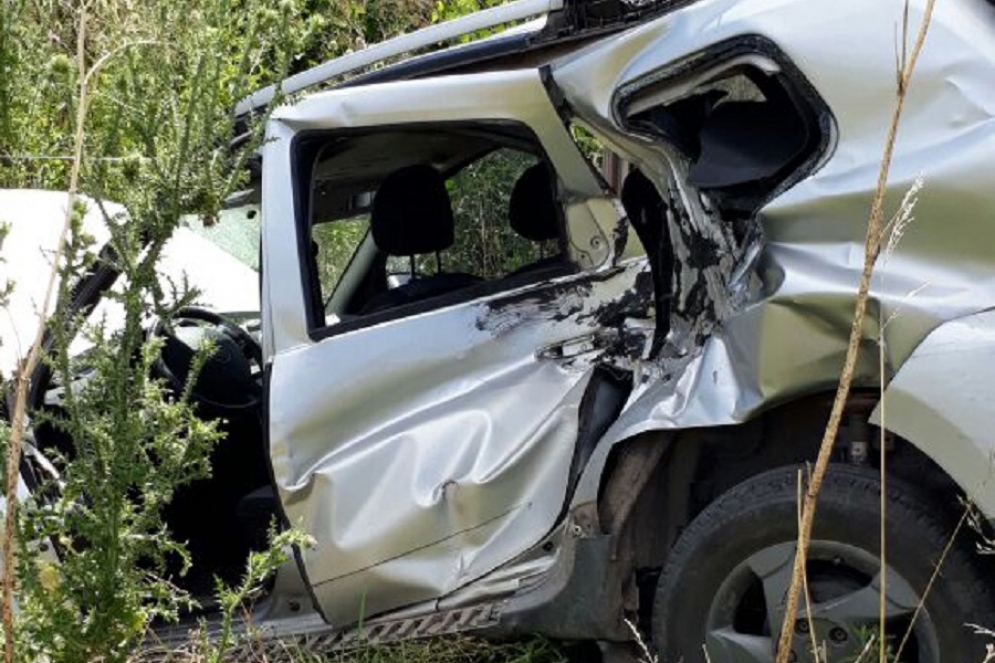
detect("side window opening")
[296,124,575,333]
[567,121,647,261]
[386,147,562,280]
[606,49,831,352]
[623,64,823,215]
[312,213,369,304]
[569,122,622,193]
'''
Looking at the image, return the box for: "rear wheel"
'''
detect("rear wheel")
[652,465,993,663]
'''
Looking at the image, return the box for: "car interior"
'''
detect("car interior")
[297,123,574,332]
[622,64,823,218]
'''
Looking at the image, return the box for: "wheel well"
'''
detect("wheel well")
[595,390,971,628]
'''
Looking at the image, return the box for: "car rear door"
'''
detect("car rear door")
[261,69,645,627]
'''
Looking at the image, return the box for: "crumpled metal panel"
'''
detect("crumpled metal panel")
[264,0,995,625]
[270,332,589,625]
[268,263,650,626]
[552,0,995,506]
[262,67,652,625]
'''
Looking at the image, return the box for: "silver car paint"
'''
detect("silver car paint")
[262,69,608,356]
[548,0,995,514]
[869,310,995,515]
[262,69,652,625]
[262,0,995,630]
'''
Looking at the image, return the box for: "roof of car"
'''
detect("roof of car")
[234,0,693,123]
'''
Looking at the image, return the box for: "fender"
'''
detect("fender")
[573,308,995,519]
[870,308,995,520]
[569,326,765,509]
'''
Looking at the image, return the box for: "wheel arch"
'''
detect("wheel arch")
[870,308,995,522]
[588,390,973,574]
[500,389,976,641]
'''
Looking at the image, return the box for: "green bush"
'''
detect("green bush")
[0,1,545,661]
[0,1,303,660]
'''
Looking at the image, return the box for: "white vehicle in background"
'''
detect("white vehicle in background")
[0,189,260,381]
[6,1,995,662]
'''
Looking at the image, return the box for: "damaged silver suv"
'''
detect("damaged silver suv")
[15,0,995,661]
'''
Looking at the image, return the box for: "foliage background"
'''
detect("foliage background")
[0,1,536,661]
[0,0,502,193]
[2,0,538,299]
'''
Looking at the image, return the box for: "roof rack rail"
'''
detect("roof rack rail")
[235,0,564,117]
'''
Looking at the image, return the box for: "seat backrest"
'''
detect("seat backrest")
[508,162,560,243]
[361,165,482,314]
[371,164,455,256]
[688,99,808,189]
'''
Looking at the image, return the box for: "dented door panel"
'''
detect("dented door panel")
[262,68,651,625]
[268,263,650,626]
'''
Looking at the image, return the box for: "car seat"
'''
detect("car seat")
[360,164,481,313]
[506,162,565,276]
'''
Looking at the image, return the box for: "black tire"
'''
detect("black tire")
[653,464,994,663]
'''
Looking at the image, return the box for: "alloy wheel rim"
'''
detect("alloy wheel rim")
[703,540,940,663]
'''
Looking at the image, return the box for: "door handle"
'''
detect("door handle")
[536,330,617,361]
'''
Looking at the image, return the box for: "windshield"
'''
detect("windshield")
[182,205,260,272]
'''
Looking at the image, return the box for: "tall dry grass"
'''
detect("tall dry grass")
[774,3,939,663]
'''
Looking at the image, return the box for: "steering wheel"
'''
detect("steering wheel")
[152,306,263,413]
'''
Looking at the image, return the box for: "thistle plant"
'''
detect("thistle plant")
[0,1,297,661]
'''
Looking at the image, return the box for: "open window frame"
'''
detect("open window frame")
[613,35,837,215]
[291,120,583,341]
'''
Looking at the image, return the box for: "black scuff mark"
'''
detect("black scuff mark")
[577,270,655,329]
[476,280,595,336]
[620,328,648,357]
[667,186,743,348]
[573,269,657,368]
[684,218,723,271]
[676,205,727,337]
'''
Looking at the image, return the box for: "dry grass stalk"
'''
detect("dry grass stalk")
[853,633,879,663]
[876,172,924,663]
[876,175,922,663]
[878,227,889,663]
[892,503,971,662]
[772,3,938,663]
[797,471,822,663]
[625,619,658,663]
[1,9,159,659]
[1,7,90,662]
[968,625,995,663]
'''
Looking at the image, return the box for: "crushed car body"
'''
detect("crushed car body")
[7,0,995,661]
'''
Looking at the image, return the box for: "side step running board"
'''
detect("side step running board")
[136,602,502,661]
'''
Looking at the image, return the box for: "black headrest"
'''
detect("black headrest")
[509,163,560,243]
[371,165,454,256]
